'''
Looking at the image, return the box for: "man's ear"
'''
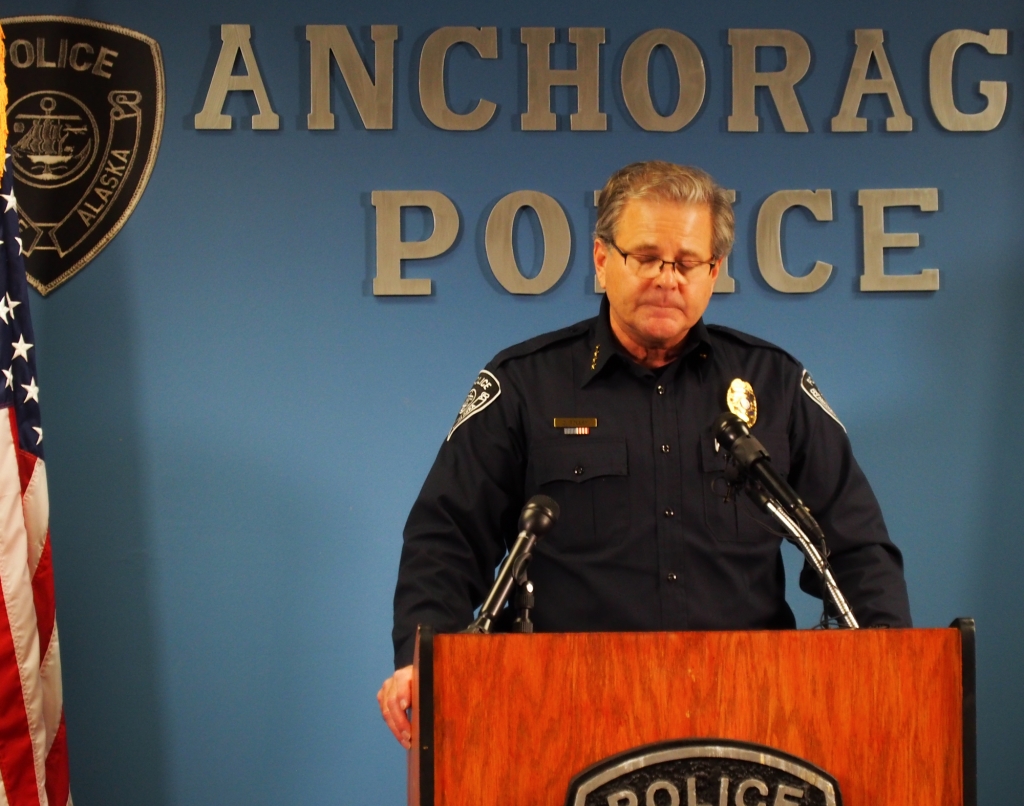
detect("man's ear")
[593,238,608,290]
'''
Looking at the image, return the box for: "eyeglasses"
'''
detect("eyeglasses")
[607,240,718,281]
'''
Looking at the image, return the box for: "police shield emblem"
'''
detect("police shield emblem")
[566,739,842,806]
[447,370,501,442]
[2,16,164,294]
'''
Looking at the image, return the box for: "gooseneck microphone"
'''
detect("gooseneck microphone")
[712,412,859,629]
[463,495,560,634]
[713,412,826,550]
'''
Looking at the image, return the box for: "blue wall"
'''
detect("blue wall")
[5,0,1023,802]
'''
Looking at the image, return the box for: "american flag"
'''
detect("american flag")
[0,153,71,806]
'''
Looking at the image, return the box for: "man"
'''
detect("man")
[377,162,911,748]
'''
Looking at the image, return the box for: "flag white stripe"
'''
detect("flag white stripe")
[22,460,48,578]
[0,419,47,806]
[39,623,62,756]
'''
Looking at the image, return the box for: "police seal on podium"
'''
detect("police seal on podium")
[566,739,841,806]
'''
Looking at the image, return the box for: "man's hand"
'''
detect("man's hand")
[377,665,414,749]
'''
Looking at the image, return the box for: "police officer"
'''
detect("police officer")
[377,162,911,748]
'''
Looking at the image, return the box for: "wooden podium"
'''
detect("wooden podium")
[409,622,975,806]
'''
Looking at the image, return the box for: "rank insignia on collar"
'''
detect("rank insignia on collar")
[554,417,597,435]
[726,378,757,427]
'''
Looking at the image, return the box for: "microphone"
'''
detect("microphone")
[463,495,560,634]
[713,412,860,628]
[712,413,826,548]
[518,495,560,538]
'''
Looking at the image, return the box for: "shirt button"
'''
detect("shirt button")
[657,385,665,395]
[667,573,678,582]
[574,465,584,476]
[661,444,671,454]
[664,509,674,518]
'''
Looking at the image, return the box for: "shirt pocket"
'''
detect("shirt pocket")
[529,438,630,552]
[700,431,790,544]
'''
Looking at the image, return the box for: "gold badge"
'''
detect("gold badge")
[726,378,757,427]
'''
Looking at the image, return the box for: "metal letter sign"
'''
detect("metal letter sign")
[2,16,164,294]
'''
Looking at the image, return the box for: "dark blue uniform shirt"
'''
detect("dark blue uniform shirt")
[393,300,911,666]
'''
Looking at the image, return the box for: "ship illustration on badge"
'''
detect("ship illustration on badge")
[2,16,165,294]
[726,378,757,427]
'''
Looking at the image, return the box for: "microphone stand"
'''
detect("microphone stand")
[511,558,535,634]
[745,483,860,629]
[463,495,559,635]
[463,528,537,634]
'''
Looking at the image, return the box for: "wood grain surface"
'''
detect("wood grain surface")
[412,629,963,806]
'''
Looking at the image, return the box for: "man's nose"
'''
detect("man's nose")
[653,261,681,289]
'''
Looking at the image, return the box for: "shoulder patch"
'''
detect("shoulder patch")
[492,320,591,367]
[801,370,846,432]
[447,370,502,442]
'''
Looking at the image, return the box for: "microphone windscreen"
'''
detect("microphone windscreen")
[713,411,771,468]
[713,412,750,450]
[519,494,560,536]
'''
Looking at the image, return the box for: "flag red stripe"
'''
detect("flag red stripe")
[45,712,70,806]
[0,579,43,806]
[31,536,54,661]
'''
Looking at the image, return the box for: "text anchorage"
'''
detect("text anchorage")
[194,24,1009,133]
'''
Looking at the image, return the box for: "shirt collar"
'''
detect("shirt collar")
[582,297,713,387]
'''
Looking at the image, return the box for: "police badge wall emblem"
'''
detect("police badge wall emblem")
[2,16,164,294]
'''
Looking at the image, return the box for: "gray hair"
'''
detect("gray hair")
[594,161,735,259]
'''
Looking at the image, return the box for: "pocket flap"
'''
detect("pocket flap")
[701,433,727,471]
[532,438,628,484]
